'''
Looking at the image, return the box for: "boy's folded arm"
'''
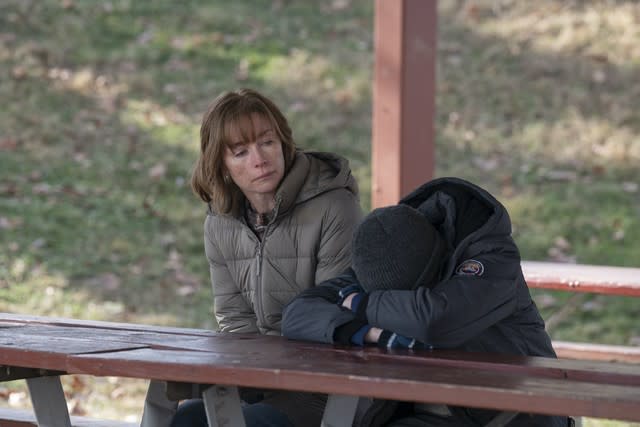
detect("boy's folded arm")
[282,272,361,344]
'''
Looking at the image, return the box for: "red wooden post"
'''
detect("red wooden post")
[372,0,437,208]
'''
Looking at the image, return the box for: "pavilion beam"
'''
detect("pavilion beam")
[372,0,437,208]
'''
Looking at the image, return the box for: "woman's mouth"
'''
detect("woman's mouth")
[254,172,274,182]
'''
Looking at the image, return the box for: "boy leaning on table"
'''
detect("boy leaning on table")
[283,177,573,427]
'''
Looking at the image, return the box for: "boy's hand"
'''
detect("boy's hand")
[377,330,432,350]
[338,284,364,310]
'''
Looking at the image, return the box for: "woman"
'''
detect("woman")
[171,88,362,426]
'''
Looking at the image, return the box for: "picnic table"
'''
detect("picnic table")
[1,312,640,426]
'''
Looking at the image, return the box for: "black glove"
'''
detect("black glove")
[333,318,369,345]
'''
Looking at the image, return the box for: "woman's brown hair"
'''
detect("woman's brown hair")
[191,88,297,214]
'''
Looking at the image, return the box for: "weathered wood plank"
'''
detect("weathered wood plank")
[3,314,640,421]
[553,340,640,364]
[0,408,135,427]
[67,347,640,422]
[523,261,640,296]
[0,324,215,351]
[2,317,638,385]
[333,346,640,386]
[0,335,143,372]
[0,313,215,336]
[65,341,640,388]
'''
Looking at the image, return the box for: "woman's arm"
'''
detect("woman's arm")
[314,190,362,284]
[204,221,258,333]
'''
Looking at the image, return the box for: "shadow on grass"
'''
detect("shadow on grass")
[0,0,376,327]
[436,3,639,172]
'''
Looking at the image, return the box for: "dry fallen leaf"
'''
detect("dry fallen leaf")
[553,236,571,251]
[535,293,557,309]
[0,217,22,230]
[235,58,250,81]
[622,182,638,193]
[85,273,121,292]
[8,391,27,406]
[32,182,54,195]
[68,397,87,416]
[0,138,17,150]
[69,375,87,393]
[612,229,625,241]
[148,163,167,180]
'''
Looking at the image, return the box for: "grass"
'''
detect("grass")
[0,0,638,425]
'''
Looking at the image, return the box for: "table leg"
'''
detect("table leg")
[140,379,178,427]
[321,394,359,427]
[202,385,245,427]
[26,376,72,427]
[484,411,519,427]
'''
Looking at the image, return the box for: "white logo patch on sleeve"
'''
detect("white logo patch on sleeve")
[455,259,485,276]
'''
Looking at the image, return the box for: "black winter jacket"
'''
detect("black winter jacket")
[282,177,567,426]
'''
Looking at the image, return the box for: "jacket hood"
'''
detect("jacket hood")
[208,150,359,219]
[399,177,513,268]
[275,150,359,216]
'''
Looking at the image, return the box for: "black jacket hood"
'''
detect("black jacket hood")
[400,177,513,276]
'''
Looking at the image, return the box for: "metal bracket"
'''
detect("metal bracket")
[1,365,65,382]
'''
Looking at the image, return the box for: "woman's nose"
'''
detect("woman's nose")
[250,145,267,166]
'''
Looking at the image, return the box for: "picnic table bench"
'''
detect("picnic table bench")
[522,261,640,363]
[522,261,640,297]
[1,312,640,427]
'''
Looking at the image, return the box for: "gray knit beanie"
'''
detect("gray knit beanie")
[352,204,445,291]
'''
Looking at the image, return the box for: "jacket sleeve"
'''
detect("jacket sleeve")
[365,238,522,348]
[282,272,359,343]
[204,221,258,334]
[314,189,362,284]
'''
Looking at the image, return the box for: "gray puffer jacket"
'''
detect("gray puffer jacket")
[204,150,362,335]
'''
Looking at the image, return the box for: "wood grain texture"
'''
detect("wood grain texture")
[522,261,640,296]
[1,314,640,421]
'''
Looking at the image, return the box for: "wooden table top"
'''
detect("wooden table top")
[1,313,639,422]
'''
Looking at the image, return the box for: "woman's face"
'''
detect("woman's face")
[223,113,285,211]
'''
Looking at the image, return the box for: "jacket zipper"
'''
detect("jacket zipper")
[254,198,280,332]
[255,234,266,329]
[256,241,263,278]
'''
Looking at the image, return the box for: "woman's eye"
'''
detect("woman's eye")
[233,149,247,158]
